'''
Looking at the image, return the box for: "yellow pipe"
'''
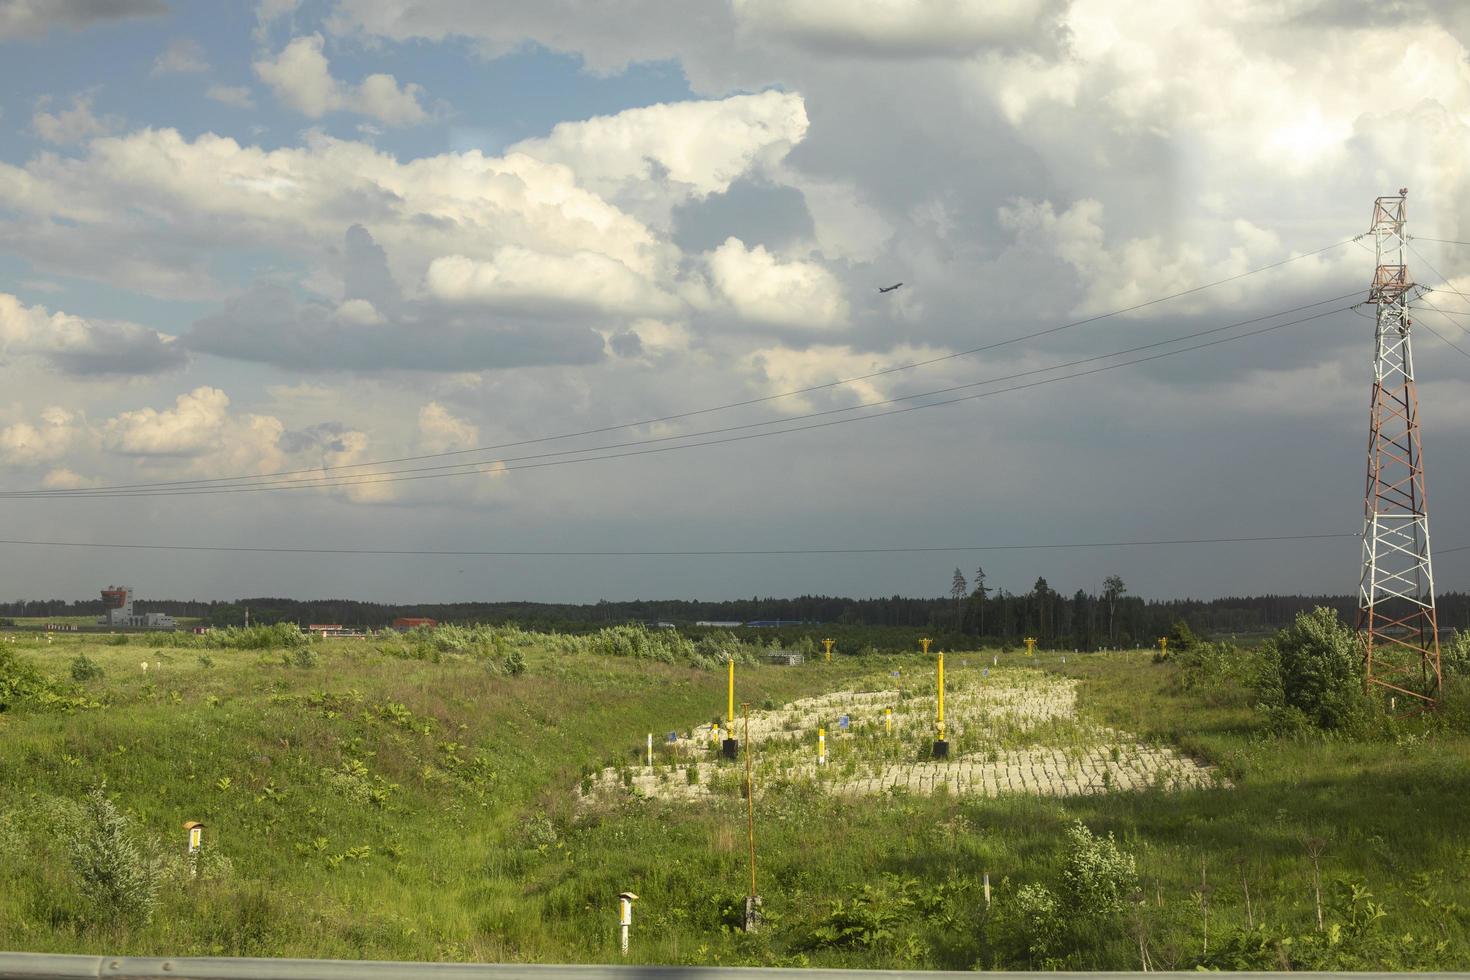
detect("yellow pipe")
[937,652,945,740]
[727,659,735,727]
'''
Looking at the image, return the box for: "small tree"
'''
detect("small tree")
[67,785,160,925]
[1256,607,1371,733]
[950,568,968,626]
[1060,820,1138,919]
[1103,575,1127,645]
[973,566,990,636]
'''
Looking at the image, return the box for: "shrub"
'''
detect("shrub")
[501,649,526,676]
[66,785,159,925]
[1442,630,1470,677]
[1012,882,1063,960]
[1059,820,1137,919]
[1256,607,1372,733]
[0,649,95,712]
[106,634,130,647]
[289,646,319,669]
[69,653,104,682]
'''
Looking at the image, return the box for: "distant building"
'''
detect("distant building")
[97,586,176,630]
[392,617,438,631]
[306,624,357,637]
[695,621,743,628]
[741,619,807,628]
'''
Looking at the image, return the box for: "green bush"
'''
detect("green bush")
[66,785,159,925]
[1442,630,1470,677]
[69,653,104,682]
[1256,607,1372,733]
[1059,820,1137,919]
[0,649,95,712]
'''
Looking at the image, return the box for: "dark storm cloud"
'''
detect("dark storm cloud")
[672,177,816,254]
[43,320,188,376]
[183,281,607,372]
[0,0,168,40]
[185,226,607,372]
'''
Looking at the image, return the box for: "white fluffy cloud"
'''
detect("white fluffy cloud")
[510,91,808,202]
[418,402,479,453]
[704,237,849,329]
[32,92,115,144]
[0,407,83,466]
[0,127,670,298]
[254,34,428,125]
[745,342,950,410]
[102,386,234,457]
[0,292,184,375]
[425,248,682,317]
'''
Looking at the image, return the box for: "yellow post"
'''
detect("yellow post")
[936,652,945,741]
[818,727,826,765]
[1158,636,1168,657]
[823,638,835,663]
[885,707,892,734]
[727,659,735,729]
[920,637,932,655]
[1025,636,1036,657]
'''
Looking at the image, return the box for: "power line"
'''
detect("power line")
[1409,243,1470,308]
[16,236,1360,496]
[8,290,1356,498]
[0,531,1360,558]
[1413,236,1470,248]
[1410,294,1470,360]
[3,298,1359,499]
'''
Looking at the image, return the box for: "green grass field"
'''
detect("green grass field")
[3,628,1470,969]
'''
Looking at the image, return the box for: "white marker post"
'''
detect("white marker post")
[618,891,637,956]
[646,733,653,769]
[183,820,204,877]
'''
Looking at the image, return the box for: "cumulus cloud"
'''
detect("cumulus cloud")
[745,342,950,410]
[0,126,672,298]
[0,292,185,375]
[703,237,849,329]
[254,33,429,125]
[152,37,209,74]
[425,248,682,317]
[0,407,84,466]
[101,386,233,457]
[32,92,116,144]
[510,91,808,201]
[418,402,479,453]
[205,85,256,109]
[0,0,165,39]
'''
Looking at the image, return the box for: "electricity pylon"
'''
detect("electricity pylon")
[1358,188,1441,707]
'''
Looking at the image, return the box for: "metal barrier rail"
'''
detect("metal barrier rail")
[2,958,1466,980]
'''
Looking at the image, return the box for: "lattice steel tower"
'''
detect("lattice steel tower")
[1359,188,1441,707]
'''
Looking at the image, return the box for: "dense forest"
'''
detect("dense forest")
[7,567,1470,649]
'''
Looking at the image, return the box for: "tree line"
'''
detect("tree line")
[5,570,1470,648]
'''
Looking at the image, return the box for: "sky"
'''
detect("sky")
[0,0,1468,605]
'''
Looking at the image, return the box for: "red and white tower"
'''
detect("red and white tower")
[1359,188,1441,706]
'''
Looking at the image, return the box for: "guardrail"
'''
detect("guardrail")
[1,957,1463,980]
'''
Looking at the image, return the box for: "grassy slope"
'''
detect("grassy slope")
[3,637,1470,968]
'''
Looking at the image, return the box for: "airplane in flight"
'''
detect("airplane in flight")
[878,282,903,293]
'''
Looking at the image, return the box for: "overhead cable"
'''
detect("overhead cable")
[10,235,1362,496]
